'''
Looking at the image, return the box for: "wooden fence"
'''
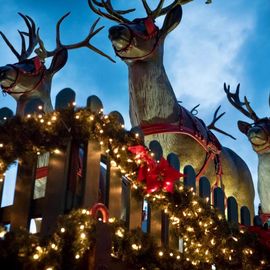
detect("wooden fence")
[0,88,253,266]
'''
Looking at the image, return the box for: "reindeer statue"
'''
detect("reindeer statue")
[88,0,255,214]
[224,83,270,215]
[0,12,113,116]
[0,13,114,215]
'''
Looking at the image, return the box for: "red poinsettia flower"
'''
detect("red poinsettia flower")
[144,158,182,193]
[136,158,183,193]
[128,145,183,193]
[128,145,154,165]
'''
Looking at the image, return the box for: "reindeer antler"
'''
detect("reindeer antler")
[88,0,196,23]
[88,0,135,23]
[0,13,38,61]
[35,13,115,63]
[142,0,193,19]
[207,105,236,140]
[224,83,259,122]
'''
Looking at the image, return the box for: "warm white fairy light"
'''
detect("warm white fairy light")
[109,217,116,223]
[53,149,61,154]
[51,243,57,250]
[80,232,86,239]
[131,244,141,250]
[115,228,125,238]
[33,254,39,260]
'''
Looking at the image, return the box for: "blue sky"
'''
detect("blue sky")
[0,0,270,211]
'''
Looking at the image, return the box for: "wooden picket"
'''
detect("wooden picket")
[0,91,255,268]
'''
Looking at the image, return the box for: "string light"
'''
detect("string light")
[0,107,269,269]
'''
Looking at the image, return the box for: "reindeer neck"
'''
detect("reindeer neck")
[258,153,270,212]
[127,52,179,127]
[14,78,53,116]
[258,153,270,177]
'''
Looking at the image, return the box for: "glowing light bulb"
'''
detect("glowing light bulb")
[33,254,39,260]
[80,233,86,239]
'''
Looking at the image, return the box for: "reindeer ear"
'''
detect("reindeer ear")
[48,48,68,75]
[238,120,251,135]
[160,5,182,37]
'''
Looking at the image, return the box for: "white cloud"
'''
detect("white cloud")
[164,5,254,114]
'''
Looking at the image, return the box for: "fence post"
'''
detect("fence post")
[9,155,36,230]
[129,128,144,230]
[199,176,211,204]
[83,140,101,208]
[213,187,225,214]
[240,206,251,226]
[148,140,164,246]
[41,140,72,235]
[41,89,76,235]
[227,196,238,224]
[10,98,46,230]
[82,95,103,209]
[167,153,181,249]
[55,88,76,109]
[183,165,196,192]
[107,111,125,220]
[0,107,14,207]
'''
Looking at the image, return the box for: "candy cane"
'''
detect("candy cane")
[90,203,109,223]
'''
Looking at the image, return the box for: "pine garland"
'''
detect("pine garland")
[0,108,270,269]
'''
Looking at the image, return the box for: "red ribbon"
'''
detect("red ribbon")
[128,145,184,194]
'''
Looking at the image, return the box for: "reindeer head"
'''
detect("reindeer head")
[224,83,270,155]
[0,12,113,115]
[0,13,45,99]
[88,0,185,63]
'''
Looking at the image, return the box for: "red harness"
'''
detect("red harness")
[114,17,160,61]
[1,57,45,95]
[141,106,223,187]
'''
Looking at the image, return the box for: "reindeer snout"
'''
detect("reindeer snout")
[108,25,129,41]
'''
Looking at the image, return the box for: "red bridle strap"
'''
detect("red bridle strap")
[141,121,223,183]
[1,57,45,95]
